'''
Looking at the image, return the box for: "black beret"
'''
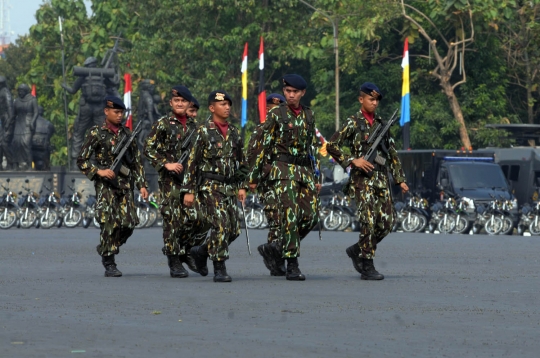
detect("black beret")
[104,95,126,110]
[266,93,286,105]
[360,82,383,100]
[191,97,200,109]
[282,74,307,90]
[208,90,233,105]
[171,85,194,102]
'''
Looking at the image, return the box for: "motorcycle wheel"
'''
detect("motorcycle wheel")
[63,209,82,228]
[20,210,37,229]
[500,216,514,235]
[145,207,158,228]
[0,208,18,229]
[484,216,504,235]
[136,210,149,229]
[245,210,264,229]
[323,211,342,231]
[453,217,469,234]
[438,216,456,234]
[40,210,58,229]
[415,215,428,233]
[402,213,421,232]
[337,211,351,231]
[529,220,540,235]
[93,217,100,228]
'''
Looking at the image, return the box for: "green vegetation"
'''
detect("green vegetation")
[0,0,539,166]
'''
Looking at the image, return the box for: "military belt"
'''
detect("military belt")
[201,172,236,184]
[274,154,311,167]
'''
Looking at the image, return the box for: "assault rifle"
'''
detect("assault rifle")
[309,147,322,240]
[362,108,399,178]
[169,126,197,181]
[104,120,142,188]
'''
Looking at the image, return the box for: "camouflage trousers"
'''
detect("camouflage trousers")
[200,191,240,261]
[271,179,318,258]
[349,176,395,259]
[259,184,280,244]
[94,184,138,257]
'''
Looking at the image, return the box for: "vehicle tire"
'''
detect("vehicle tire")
[438,215,456,234]
[402,213,421,232]
[337,211,351,231]
[517,225,524,236]
[529,220,540,235]
[93,217,100,228]
[500,216,514,235]
[428,221,437,233]
[40,210,58,229]
[245,210,264,229]
[0,208,18,229]
[145,207,158,228]
[323,210,342,231]
[20,210,37,229]
[63,209,82,228]
[136,209,149,229]
[472,223,482,234]
[453,216,469,234]
[415,215,428,233]
[484,216,503,235]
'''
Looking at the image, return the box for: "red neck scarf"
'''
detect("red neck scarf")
[361,109,375,126]
[289,105,302,117]
[174,113,187,130]
[214,120,229,138]
[106,122,120,135]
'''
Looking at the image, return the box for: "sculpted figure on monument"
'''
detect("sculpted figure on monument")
[12,84,38,171]
[32,106,55,171]
[137,79,161,150]
[0,76,14,170]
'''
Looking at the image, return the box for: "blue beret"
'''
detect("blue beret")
[360,82,383,100]
[191,97,200,109]
[104,95,126,110]
[171,85,194,102]
[282,74,307,90]
[266,93,286,105]
[208,90,233,105]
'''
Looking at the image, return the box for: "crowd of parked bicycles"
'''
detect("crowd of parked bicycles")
[2,177,540,236]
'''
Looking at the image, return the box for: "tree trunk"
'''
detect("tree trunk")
[441,81,472,149]
[524,49,534,124]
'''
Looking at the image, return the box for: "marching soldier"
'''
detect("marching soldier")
[186,97,199,119]
[246,93,286,276]
[144,85,205,278]
[248,75,321,281]
[326,82,408,280]
[183,90,248,283]
[77,96,148,277]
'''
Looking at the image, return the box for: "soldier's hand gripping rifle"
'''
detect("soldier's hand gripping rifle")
[309,147,322,240]
[104,120,142,189]
[362,108,399,178]
[169,127,196,182]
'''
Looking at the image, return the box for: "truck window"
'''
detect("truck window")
[501,165,509,178]
[448,164,508,189]
[509,165,520,181]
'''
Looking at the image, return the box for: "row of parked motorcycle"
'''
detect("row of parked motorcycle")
[0,178,160,230]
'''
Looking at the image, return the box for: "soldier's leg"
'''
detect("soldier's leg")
[176,192,207,274]
[257,186,284,276]
[372,187,395,252]
[276,180,302,258]
[298,182,319,240]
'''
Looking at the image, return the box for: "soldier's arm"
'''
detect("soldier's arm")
[131,138,149,190]
[326,117,356,169]
[76,128,100,180]
[143,119,169,172]
[181,128,204,194]
[245,125,264,168]
[248,111,277,184]
[387,135,406,184]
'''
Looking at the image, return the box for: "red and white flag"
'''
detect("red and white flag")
[123,73,133,130]
[31,84,37,97]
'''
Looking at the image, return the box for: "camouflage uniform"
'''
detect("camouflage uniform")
[326,112,406,259]
[182,119,246,262]
[246,124,279,244]
[77,122,148,257]
[249,104,320,259]
[143,113,207,257]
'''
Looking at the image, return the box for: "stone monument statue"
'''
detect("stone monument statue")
[137,79,161,150]
[12,84,38,170]
[32,106,55,171]
[0,75,14,170]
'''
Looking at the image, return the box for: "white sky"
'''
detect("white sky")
[7,0,92,42]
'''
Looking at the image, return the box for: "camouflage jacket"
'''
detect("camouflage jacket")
[77,122,148,191]
[143,113,198,183]
[326,111,406,188]
[248,104,320,185]
[182,119,248,197]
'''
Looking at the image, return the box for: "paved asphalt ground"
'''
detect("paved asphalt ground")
[1,228,539,358]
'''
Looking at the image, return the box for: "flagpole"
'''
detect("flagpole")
[59,16,71,171]
[241,42,248,142]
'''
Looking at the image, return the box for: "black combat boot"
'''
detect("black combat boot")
[190,246,209,276]
[179,252,199,274]
[213,261,232,282]
[360,258,384,280]
[346,244,363,274]
[101,255,122,277]
[167,255,189,278]
[285,258,305,281]
[270,241,286,276]
[257,243,277,275]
